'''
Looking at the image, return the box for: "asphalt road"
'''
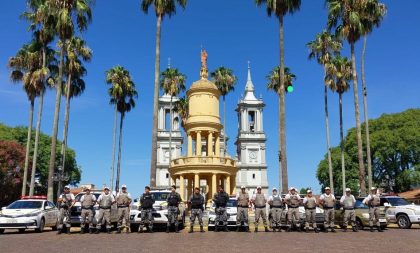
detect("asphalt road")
[1,227,419,253]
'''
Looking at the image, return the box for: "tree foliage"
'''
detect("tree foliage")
[317,109,420,195]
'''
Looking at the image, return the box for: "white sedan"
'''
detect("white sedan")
[0,197,59,233]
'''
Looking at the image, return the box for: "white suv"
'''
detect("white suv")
[381,196,420,229]
[130,190,186,231]
[207,197,239,230]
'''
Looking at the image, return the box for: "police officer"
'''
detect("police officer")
[268,188,283,232]
[363,187,383,232]
[303,189,318,233]
[236,186,250,232]
[320,186,336,233]
[285,187,301,232]
[57,185,75,234]
[139,186,155,233]
[166,185,182,233]
[116,184,132,234]
[340,188,357,232]
[79,188,96,234]
[96,186,115,234]
[251,186,269,232]
[213,185,230,232]
[188,187,205,233]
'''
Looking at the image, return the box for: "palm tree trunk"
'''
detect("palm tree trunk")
[323,67,334,194]
[21,99,34,196]
[149,14,162,187]
[47,44,65,201]
[110,105,118,191]
[60,74,72,176]
[350,42,366,196]
[29,46,47,196]
[115,112,124,193]
[223,95,227,156]
[339,93,346,196]
[361,36,373,190]
[279,15,288,194]
[169,95,173,186]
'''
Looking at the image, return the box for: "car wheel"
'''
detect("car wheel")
[0,229,4,234]
[397,215,412,229]
[35,218,45,233]
[18,228,25,233]
[355,218,363,231]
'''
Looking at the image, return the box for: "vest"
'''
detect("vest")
[289,194,300,207]
[254,193,266,208]
[168,192,180,206]
[191,194,203,210]
[305,197,317,209]
[271,195,283,208]
[117,192,130,206]
[237,192,249,207]
[81,194,94,208]
[60,193,73,208]
[141,193,154,209]
[215,192,229,208]
[369,194,380,207]
[342,195,355,208]
[99,194,113,208]
[323,194,335,208]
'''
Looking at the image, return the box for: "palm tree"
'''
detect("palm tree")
[360,1,387,190]
[326,0,385,195]
[325,55,352,195]
[307,31,342,194]
[210,67,237,156]
[8,42,43,196]
[23,0,57,197]
[46,0,93,201]
[141,0,187,187]
[60,37,92,186]
[160,67,186,167]
[106,66,138,193]
[256,0,301,194]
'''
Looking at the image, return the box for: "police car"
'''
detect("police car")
[130,190,186,231]
[207,197,239,230]
[381,196,420,229]
[0,196,59,233]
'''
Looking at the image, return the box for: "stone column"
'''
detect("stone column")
[215,134,220,156]
[256,110,260,131]
[212,173,217,199]
[226,175,231,196]
[187,176,193,199]
[196,131,202,156]
[207,131,213,156]
[187,133,192,157]
[194,174,200,189]
[179,175,185,201]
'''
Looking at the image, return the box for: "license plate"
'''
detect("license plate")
[379,219,386,223]
[6,218,17,224]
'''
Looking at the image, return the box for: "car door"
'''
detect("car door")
[47,201,58,225]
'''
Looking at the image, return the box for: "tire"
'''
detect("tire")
[355,218,363,231]
[397,214,412,229]
[0,229,4,234]
[35,218,45,233]
[18,228,26,233]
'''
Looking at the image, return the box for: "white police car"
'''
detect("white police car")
[381,196,420,229]
[0,196,59,233]
[207,197,239,230]
[130,190,186,231]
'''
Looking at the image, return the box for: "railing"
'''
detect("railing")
[171,156,235,167]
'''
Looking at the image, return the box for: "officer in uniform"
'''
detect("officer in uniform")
[139,186,155,233]
[57,185,75,234]
[213,185,230,232]
[116,184,132,233]
[166,185,182,233]
[268,188,283,232]
[236,186,250,232]
[285,187,301,232]
[320,186,336,233]
[340,188,357,232]
[303,189,318,233]
[251,186,269,232]
[96,186,115,234]
[79,188,96,234]
[363,187,383,232]
[188,187,205,233]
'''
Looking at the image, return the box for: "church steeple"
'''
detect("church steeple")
[244,61,257,101]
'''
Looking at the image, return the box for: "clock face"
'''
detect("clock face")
[249,151,257,159]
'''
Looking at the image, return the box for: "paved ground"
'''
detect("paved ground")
[1,227,419,253]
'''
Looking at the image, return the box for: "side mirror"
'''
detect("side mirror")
[384,203,390,207]
[45,206,52,210]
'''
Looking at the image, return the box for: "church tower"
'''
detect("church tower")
[156,94,183,188]
[235,64,269,194]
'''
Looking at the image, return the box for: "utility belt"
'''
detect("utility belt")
[271,205,283,209]
[168,204,179,207]
[238,205,249,208]
[81,206,93,210]
[370,205,380,208]
[99,206,111,210]
[255,205,266,209]
[216,205,227,208]
[324,206,334,209]
[344,207,354,210]
[288,205,299,208]
[305,207,316,210]
[117,205,129,208]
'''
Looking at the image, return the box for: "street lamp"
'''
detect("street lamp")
[53,165,70,201]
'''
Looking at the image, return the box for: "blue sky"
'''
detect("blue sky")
[0,0,419,197]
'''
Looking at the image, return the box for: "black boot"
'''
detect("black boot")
[352,226,358,232]
[254,227,258,232]
[95,228,100,234]
[80,228,85,234]
[324,228,328,233]
[236,226,240,232]
[107,228,111,234]
[89,228,93,234]
[57,229,62,235]
[378,226,384,232]
[315,228,319,233]
[66,228,70,234]
[286,227,291,232]
[166,226,170,233]
[149,226,154,233]
[370,226,374,232]
[200,226,205,233]
[343,227,347,232]
[116,228,121,234]
[265,227,269,232]
[189,226,194,233]
[305,227,309,233]
[138,226,143,233]
[224,226,229,232]
[330,227,336,233]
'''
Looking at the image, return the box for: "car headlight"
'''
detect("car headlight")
[362,213,370,219]
[415,210,420,216]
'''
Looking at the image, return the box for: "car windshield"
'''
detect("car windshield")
[8,201,43,209]
[152,192,170,201]
[387,198,411,206]
[75,193,101,202]
[355,199,368,209]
